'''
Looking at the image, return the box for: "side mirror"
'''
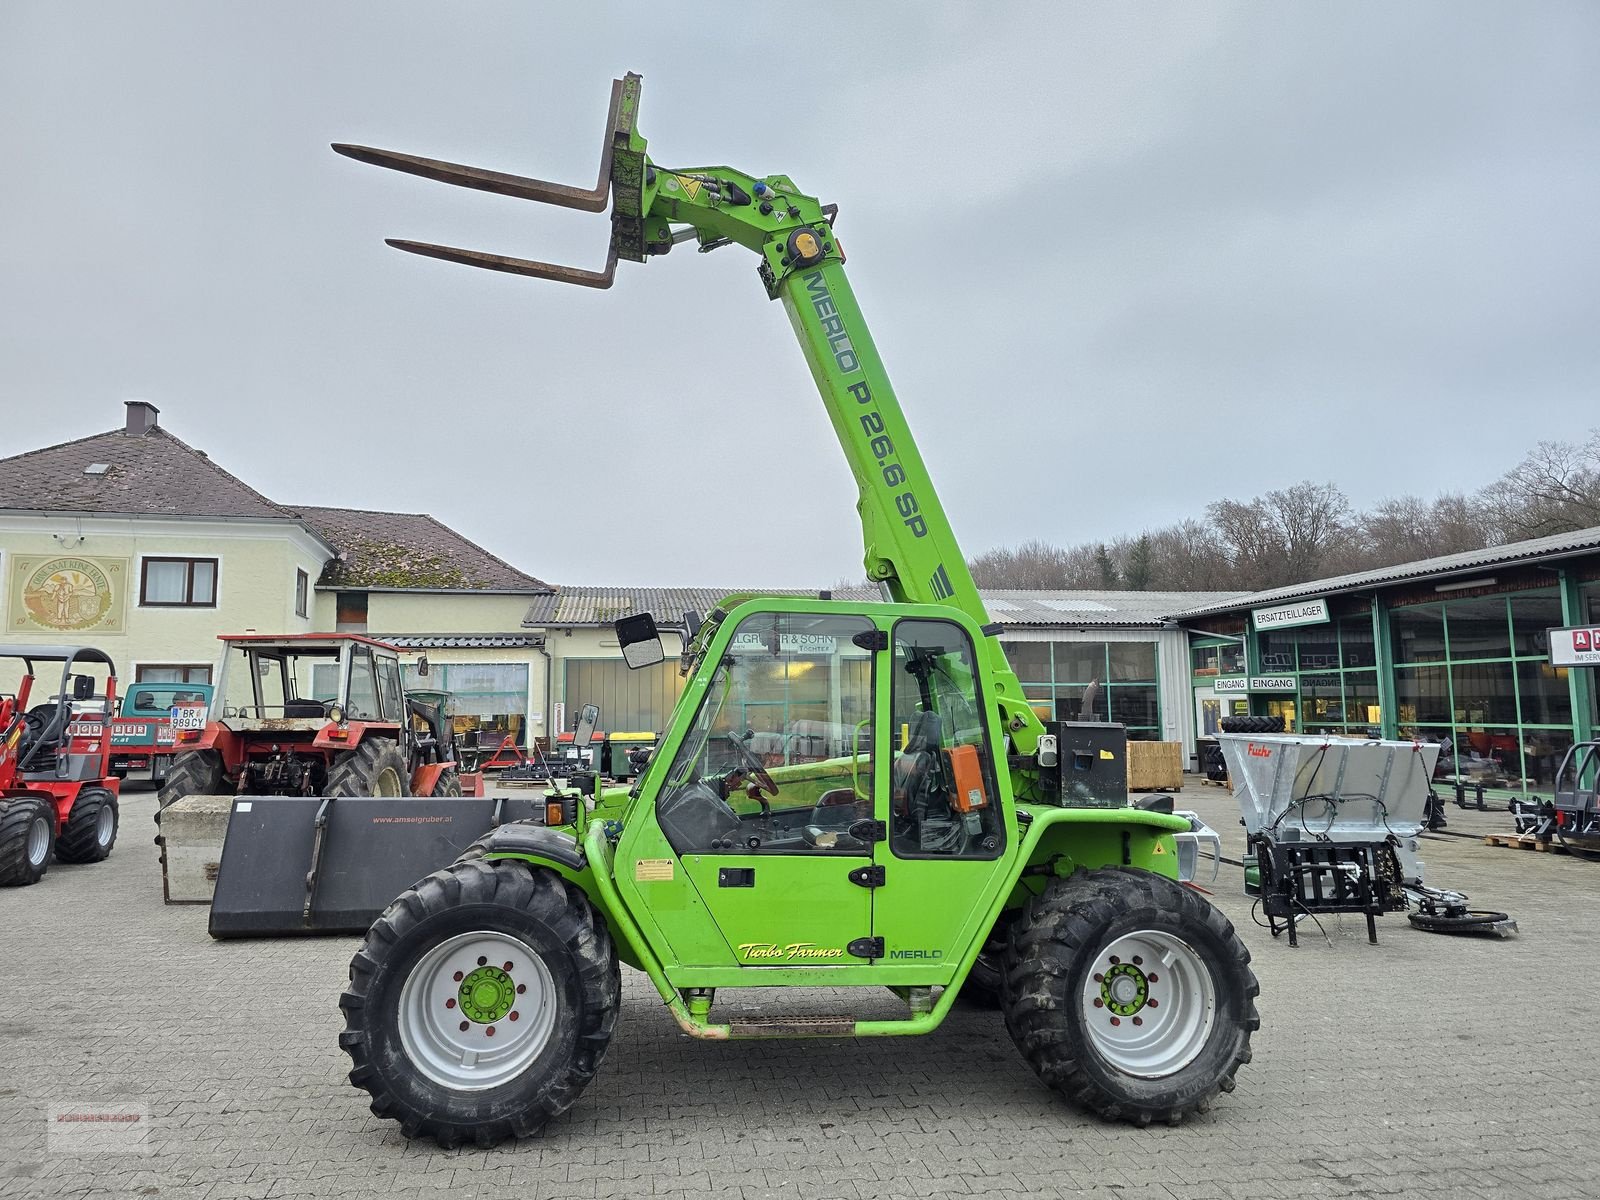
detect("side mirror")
[682,609,704,640]
[416,654,431,678]
[73,674,95,701]
[573,703,601,748]
[615,612,664,669]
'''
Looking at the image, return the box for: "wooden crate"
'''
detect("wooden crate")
[1128,740,1183,792]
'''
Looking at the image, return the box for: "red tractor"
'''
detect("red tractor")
[0,645,122,886]
[156,633,463,811]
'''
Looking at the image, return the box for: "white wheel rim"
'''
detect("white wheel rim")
[96,803,114,847]
[1082,930,1217,1079]
[27,816,50,866]
[397,930,559,1091]
[374,765,403,796]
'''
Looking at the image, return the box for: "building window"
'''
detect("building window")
[1000,639,1164,740]
[140,557,217,607]
[336,591,368,632]
[135,664,213,684]
[1384,587,1574,793]
[295,569,309,618]
[406,662,532,747]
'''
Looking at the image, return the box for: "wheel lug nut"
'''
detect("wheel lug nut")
[503,961,513,972]
[477,956,487,966]
[445,998,456,1009]
[1093,973,1103,983]
[485,1026,496,1037]
[1093,998,1103,1008]
[1132,1016,1143,1026]
[453,971,463,982]
[1148,973,1159,983]
[1147,999,1159,1008]
[1109,956,1120,965]
[1110,1017,1121,1026]
[459,1021,469,1032]
[1132,956,1143,966]
[510,1011,520,1022]
[516,984,527,994]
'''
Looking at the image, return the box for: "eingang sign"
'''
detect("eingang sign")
[1213,676,1296,694]
[1251,598,1329,631]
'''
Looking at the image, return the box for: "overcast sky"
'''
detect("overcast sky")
[3,3,1597,589]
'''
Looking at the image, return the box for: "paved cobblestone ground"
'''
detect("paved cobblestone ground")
[3,782,1598,1200]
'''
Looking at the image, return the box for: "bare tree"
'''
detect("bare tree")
[969,539,1076,589]
[1482,431,1600,539]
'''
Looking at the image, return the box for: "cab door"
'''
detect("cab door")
[871,617,1011,973]
[653,609,881,967]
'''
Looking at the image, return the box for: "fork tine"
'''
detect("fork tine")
[385,239,618,289]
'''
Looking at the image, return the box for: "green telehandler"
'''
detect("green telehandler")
[332,74,1258,1147]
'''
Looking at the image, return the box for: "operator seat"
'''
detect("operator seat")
[891,711,945,845]
[18,702,69,772]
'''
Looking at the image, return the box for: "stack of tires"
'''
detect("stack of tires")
[1205,715,1285,784]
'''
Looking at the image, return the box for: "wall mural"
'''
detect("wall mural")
[9,555,129,634]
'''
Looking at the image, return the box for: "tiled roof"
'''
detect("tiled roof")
[0,426,293,520]
[296,507,553,593]
[1173,527,1600,620]
[524,586,1243,630]
[382,634,545,649]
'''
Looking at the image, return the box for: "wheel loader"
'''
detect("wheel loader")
[331,74,1259,1147]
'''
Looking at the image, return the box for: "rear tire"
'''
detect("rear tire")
[0,798,56,887]
[156,750,224,814]
[339,859,620,1147]
[56,788,118,864]
[328,738,411,798]
[1001,866,1258,1126]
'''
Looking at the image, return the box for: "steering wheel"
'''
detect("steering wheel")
[725,730,780,804]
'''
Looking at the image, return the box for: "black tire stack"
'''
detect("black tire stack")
[1218,715,1285,734]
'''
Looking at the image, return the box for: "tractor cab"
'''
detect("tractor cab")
[206,633,406,731]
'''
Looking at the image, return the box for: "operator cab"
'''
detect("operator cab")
[210,634,407,729]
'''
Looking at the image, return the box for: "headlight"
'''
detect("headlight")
[329,704,345,724]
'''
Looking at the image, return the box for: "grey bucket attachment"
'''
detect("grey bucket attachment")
[208,794,543,938]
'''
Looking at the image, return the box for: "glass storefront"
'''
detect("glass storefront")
[1238,604,1382,736]
[401,662,530,748]
[1002,639,1162,739]
[1388,587,1573,791]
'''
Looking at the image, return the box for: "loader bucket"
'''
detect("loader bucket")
[206,794,543,937]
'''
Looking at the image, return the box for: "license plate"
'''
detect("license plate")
[170,705,207,730]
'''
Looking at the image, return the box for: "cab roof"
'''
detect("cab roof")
[0,644,118,670]
[217,633,403,653]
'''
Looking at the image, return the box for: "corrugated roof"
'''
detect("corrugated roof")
[0,425,294,520]
[297,507,553,593]
[1173,526,1600,621]
[382,634,546,649]
[525,586,1244,630]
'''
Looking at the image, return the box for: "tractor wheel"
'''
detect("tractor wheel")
[0,797,56,887]
[960,922,1011,1008]
[328,738,411,798]
[56,788,119,864]
[432,768,463,798]
[339,859,621,1147]
[1001,866,1258,1127]
[156,750,225,813]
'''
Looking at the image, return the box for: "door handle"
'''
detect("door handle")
[717,867,756,887]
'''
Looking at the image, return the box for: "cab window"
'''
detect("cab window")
[347,648,380,719]
[889,618,1004,859]
[654,612,875,855]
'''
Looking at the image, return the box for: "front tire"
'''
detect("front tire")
[432,767,463,798]
[156,750,224,813]
[328,737,411,798]
[1002,866,1258,1126]
[56,787,118,863]
[339,859,620,1147]
[0,797,57,886]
